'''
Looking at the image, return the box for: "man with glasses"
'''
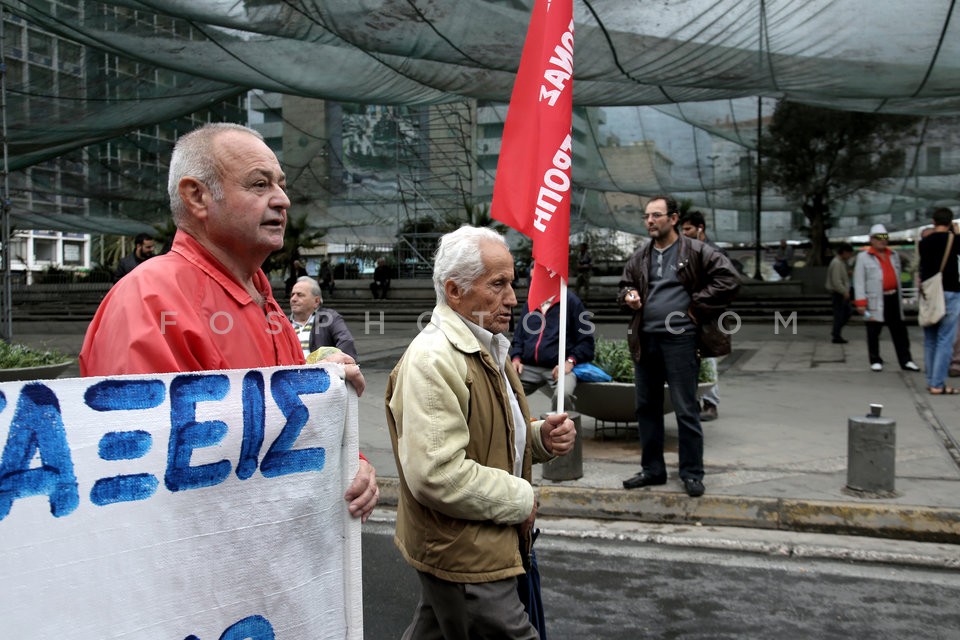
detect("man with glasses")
[619,196,740,498]
[853,223,920,372]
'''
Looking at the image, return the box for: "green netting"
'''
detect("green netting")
[2,0,960,240]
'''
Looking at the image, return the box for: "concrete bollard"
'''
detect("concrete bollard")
[541,411,583,481]
[846,403,896,495]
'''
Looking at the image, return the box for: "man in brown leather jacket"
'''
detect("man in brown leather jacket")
[619,195,740,497]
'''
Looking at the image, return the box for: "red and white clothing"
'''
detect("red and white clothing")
[81,231,304,376]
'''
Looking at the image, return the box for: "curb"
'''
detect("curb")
[376,477,960,545]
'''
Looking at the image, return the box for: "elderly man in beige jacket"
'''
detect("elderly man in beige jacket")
[386,225,576,639]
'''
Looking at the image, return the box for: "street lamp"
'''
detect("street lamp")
[753,96,763,281]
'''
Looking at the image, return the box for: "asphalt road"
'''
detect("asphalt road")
[362,521,960,640]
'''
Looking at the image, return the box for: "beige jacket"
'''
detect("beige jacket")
[825,255,851,295]
[386,303,553,583]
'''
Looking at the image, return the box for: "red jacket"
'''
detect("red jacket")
[81,232,304,376]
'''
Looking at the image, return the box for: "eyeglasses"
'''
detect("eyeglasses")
[872,234,889,240]
[643,212,669,221]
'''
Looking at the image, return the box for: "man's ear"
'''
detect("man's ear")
[178,177,208,220]
[444,279,461,306]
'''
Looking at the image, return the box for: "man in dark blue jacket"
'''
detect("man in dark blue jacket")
[510,289,595,411]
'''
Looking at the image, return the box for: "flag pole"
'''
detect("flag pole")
[555,277,568,415]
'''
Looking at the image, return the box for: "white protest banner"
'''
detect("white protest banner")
[0,364,361,639]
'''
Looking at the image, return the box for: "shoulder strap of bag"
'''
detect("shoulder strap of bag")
[938,233,955,274]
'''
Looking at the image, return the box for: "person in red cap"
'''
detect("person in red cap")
[852,223,920,372]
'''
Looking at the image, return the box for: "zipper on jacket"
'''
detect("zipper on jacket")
[532,310,545,361]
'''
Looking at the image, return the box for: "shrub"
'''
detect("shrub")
[592,338,635,382]
[37,265,73,284]
[592,338,718,384]
[0,342,71,368]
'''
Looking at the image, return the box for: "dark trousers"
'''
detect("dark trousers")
[866,293,913,367]
[633,331,703,481]
[403,571,538,640]
[831,292,852,340]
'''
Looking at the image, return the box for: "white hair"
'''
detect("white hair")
[295,275,323,300]
[167,122,264,225]
[433,225,510,304]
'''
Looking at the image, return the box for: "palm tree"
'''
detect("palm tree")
[152,219,178,255]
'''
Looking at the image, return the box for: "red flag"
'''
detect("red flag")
[491,0,574,311]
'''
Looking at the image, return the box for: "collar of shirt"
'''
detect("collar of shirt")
[170,231,272,306]
[457,312,527,476]
[460,314,510,368]
[539,295,557,315]
[653,237,678,254]
[289,311,316,329]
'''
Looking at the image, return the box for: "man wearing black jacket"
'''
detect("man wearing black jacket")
[114,233,155,281]
[510,288,595,412]
[619,195,740,497]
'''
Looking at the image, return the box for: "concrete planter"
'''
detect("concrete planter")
[0,360,73,383]
[576,380,714,423]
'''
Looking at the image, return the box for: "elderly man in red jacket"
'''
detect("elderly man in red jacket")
[81,122,378,521]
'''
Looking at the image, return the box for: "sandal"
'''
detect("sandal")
[928,386,960,395]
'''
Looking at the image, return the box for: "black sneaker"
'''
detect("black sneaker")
[682,477,705,497]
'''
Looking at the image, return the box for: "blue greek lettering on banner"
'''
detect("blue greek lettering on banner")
[166,374,231,492]
[237,371,265,480]
[0,383,79,520]
[85,379,167,505]
[182,614,275,640]
[262,368,330,477]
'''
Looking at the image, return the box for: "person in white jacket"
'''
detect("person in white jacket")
[853,224,920,372]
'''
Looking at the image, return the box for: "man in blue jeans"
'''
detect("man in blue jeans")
[918,208,960,395]
[618,196,740,497]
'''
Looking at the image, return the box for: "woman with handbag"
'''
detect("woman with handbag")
[918,208,960,395]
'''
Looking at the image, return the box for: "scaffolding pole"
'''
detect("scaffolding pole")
[1,4,13,341]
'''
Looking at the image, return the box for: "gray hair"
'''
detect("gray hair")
[167,122,265,225]
[295,275,323,301]
[433,226,509,304]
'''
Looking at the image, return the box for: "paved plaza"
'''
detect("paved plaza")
[16,315,960,548]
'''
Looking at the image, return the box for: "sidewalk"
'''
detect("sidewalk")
[14,316,960,545]
[347,318,960,545]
